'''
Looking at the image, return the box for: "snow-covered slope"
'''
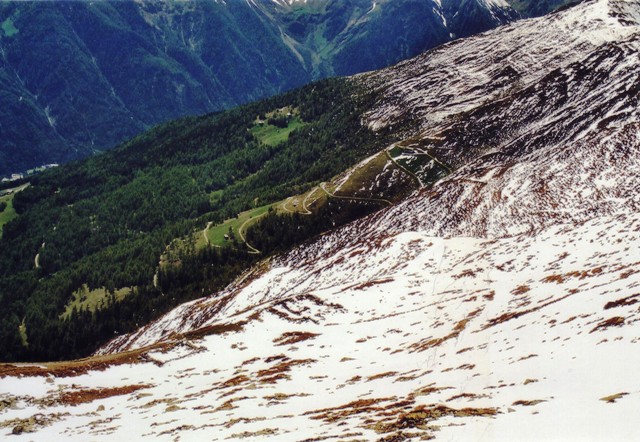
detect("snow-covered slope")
[363,0,639,133]
[2,0,640,440]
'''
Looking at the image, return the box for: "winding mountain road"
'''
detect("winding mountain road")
[238,213,269,255]
[319,182,392,206]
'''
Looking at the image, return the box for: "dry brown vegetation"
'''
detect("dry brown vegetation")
[349,278,396,291]
[456,363,475,371]
[304,397,400,423]
[58,384,151,406]
[590,316,625,333]
[220,374,251,389]
[542,267,606,284]
[0,315,251,381]
[604,294,639,310]
[600,392,628,403]
[374,404,498,434]
[619,270,637,279]
[368,371,399,382]
[542,274,565,283]
[483,293,573,329]
[223,417,267,429]
[182,321,245,341]
[483,291,495,301]
[512,285,530,295]
[298,432,365,442]
[512,399,546,406]
[229,428,278,438]
[264,392,310,403]
[0,346,154,379]
[215,398,245,412]
[410,308,482,352]
[412,386,453,397]
[446,392,489,402]
[257,358,316,384]
[0,412,70,435]
[453,269,477,279]
[273,331,320,346]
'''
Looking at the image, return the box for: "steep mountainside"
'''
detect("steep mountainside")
[1,0,639,440]
[0,0,308,176]
[0,78,393,362]
[0,0,571,177]
[248,0,519,77]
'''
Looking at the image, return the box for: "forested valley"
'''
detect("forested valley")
[0,78,396,362]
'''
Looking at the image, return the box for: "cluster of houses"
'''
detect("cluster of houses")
[1,163,58,183]
[1,173,24,183]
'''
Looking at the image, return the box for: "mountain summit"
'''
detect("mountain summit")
[2,0,639,440]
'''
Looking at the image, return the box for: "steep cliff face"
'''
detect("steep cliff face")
[2,1,639,441]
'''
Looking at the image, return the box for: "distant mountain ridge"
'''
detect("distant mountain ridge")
[0,0,569,177]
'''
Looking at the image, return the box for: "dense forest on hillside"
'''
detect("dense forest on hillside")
[0,78,397,362]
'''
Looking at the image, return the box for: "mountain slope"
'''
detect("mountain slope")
[249,0,520,77]
[0,76,392,362]
[0,0,573,177]
[0,0,309,176]
[2,0,639,440]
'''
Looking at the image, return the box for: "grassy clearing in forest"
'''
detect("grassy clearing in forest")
[0,184,29,238]
[61,285,133,319]
[251,116,304,146]
[206,204,273,247]
[251,106,305,146]
[18,319,28,347]
[1,18,18,37]
[280,186,329,215]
